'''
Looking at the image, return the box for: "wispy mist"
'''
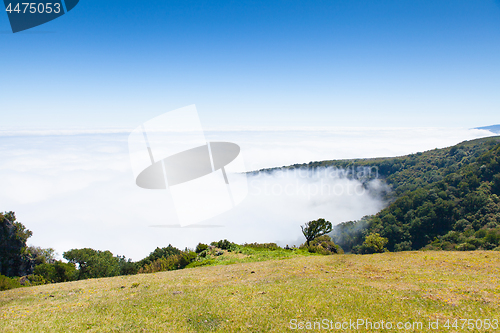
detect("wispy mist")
[0,127,495,260]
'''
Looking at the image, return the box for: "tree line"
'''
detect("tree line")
[1,214,345,291]
[332,140,500,253]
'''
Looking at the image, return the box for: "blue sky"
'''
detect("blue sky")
[2,1,500,258]
[1,0,500,129]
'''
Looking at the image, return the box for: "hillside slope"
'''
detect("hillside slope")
[255,136,500,253]
[334,140,500,253]
[1,252,499,332]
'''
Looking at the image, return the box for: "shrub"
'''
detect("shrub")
[300,235,343,255]
[19,274,47,286]
[354,233,389,254]
[186,259,217,268]
[394,241,412,252]
[243,243,280,251]
[34,261,77,283]
[27,246,56,265]
[138,251,197,274]
[210,239,236,250]
[485,228,500,245]
[0,274,21,291]
[63,248,121,280]
[456,243,476,251]
[116,256,139,276]
[137,245,182,267]
[195,243,209,254]
[139,256,178,273]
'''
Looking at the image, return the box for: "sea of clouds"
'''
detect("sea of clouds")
[0,127,495,260]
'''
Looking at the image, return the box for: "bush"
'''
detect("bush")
[186,259,217,268]
[138,245,182,267]
[34,261,78,283]
[210,239,236,250]
[116,256,139,276]
[354,233,389,254]
[19,274,47,286]
[0,274,21,291]
[485,228,500,245]
[195,243,209,254]
[139,256,178,273]
[300,235,343,255]
[27,246,56,265]
[197,250,208,258]
[394,241,412,252]
[63,248,122,279]
[243,243,280,251]
[456,243,476,251]
[138,251,197,274]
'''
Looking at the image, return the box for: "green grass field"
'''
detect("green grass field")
[1,251,499,332]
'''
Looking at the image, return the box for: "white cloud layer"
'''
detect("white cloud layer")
[0,127,495,260]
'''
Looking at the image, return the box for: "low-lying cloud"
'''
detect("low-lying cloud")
[0,127,495,260]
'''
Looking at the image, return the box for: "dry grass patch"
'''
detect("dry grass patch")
[1,251,499,332]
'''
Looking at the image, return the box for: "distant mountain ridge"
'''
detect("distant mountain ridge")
[475,125,500,134]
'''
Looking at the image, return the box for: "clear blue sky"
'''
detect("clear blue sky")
[1,0,500,129]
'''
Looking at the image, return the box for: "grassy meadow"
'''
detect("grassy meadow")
[1,251,499,332]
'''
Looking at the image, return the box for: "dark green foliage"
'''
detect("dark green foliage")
[242,243,280,251]
[301,218,333,246]
[63,248,121,279]
[426,227,500,251]
[138,250,196,273]
[275,136,500,200]
[195,243,209,253]
[0,274,21,291]
[300,235,343,255]
[0,212,34,277]
[333,139,500,252]
[210,239,236,250]
[27,246,56,265]
[21,274,47,286]
[116,256,139,275]
[331,217,370,253]
[137,245,182,268]
[136,245,196,274]
[492,174,500,195]
[33,261,77,283]
[394,241,412,252]
[353,233,389,254]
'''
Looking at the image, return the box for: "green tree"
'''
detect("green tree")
[355,233,389,254]
[0,274,21,291]
[63,248,120,280]
[195,243,209,253]
[33,261,77,283]
[301,218,333,246]
[116,255,139,275]
[301,235,344,255]
[0,212,33,277]
[138,245,181,268]
[210,239,236,250]
[27,246,56,265]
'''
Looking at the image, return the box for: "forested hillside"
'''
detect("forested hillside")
[332,137,500,252]
[258,136,500,253]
